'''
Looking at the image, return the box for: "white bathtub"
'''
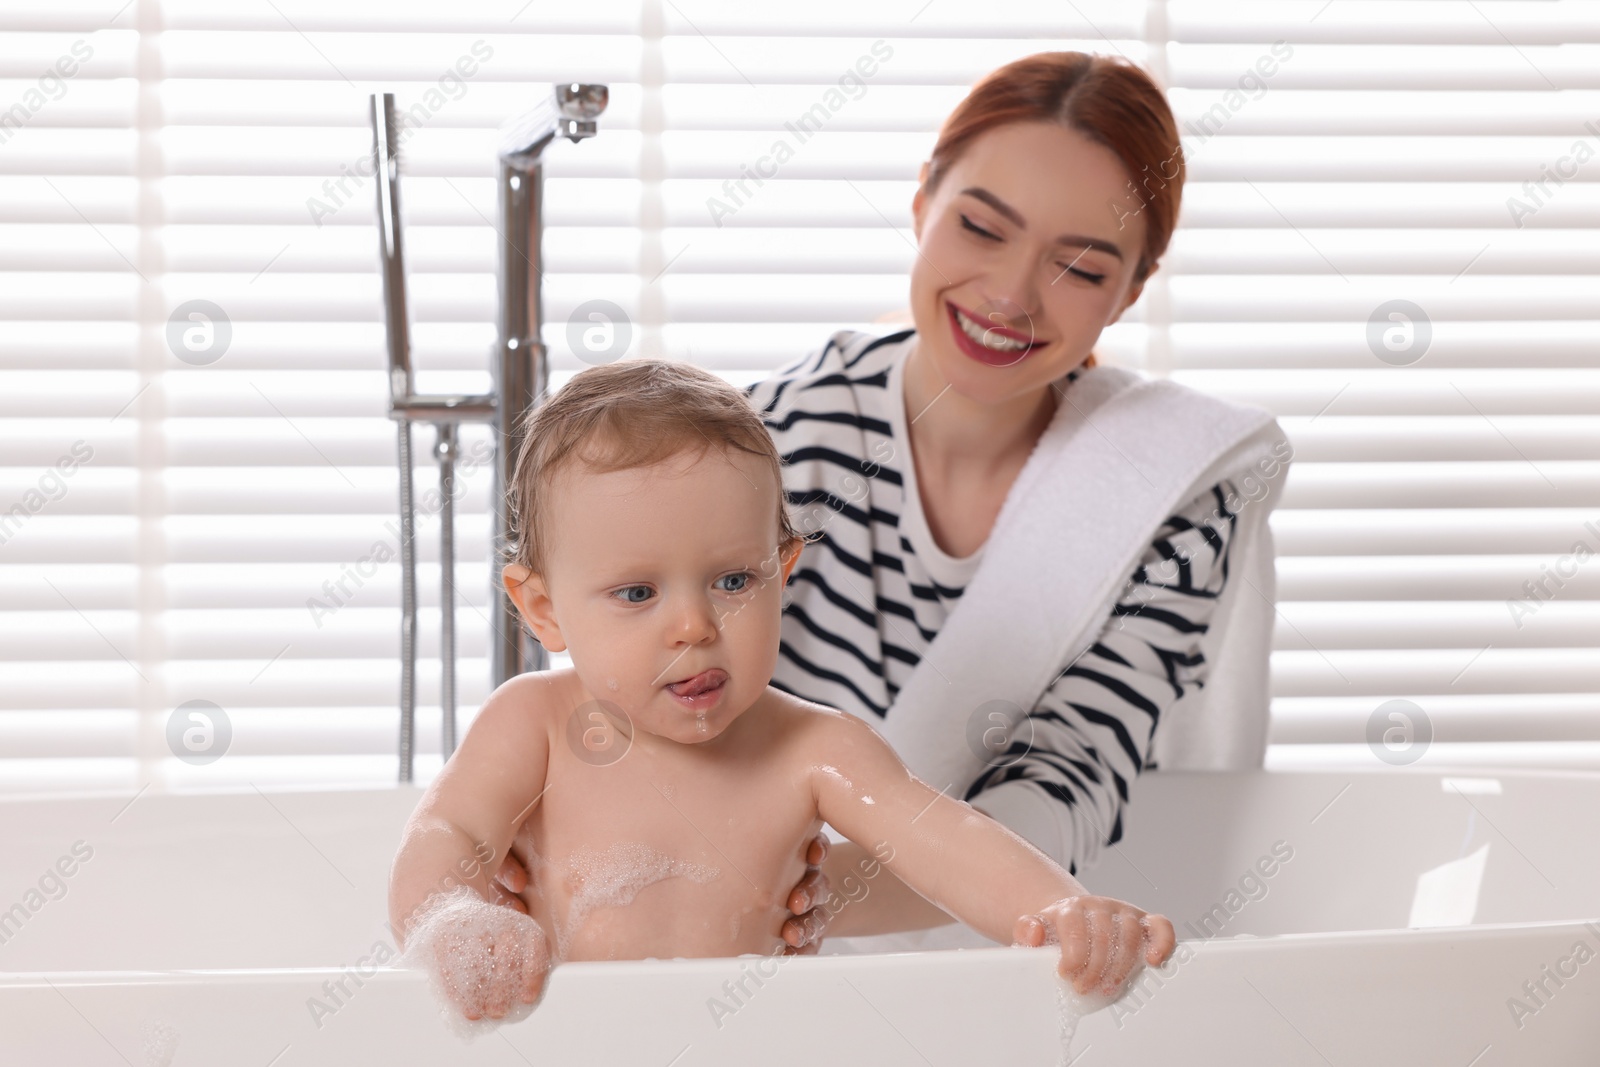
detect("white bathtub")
[2,770,1597,1064]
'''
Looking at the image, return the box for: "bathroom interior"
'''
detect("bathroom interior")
[2,3,1598,1064]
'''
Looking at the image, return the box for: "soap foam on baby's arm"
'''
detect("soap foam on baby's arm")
[387,671,562,1031]
[400,884,552,1039]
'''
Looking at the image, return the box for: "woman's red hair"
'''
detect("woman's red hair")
[922,52,1187,370]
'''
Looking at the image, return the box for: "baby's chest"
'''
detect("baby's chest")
[517,759,821,950]
[533,780,810,898]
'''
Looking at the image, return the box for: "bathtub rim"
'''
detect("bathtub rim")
[5,916,1599,989]
[6,762,1600,809]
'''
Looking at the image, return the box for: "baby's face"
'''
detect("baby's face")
[508,445,798,747]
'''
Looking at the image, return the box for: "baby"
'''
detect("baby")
[387,358,1176,1024]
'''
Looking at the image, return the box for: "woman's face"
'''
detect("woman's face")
[909,120,1155,405]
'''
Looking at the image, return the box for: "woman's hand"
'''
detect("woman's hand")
[779,833,833,955]
[495,833,837,954]
[1013,895,1176,997]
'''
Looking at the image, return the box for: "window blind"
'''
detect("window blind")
[1161,2,1600,772]
[1,0,1595,793]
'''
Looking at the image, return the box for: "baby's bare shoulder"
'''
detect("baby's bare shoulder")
[761,688,900,768]
[410,670,570,836]
[456,669,569,761]
[761,687,853,733]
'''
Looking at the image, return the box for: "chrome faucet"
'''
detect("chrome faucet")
[369,84,609,781]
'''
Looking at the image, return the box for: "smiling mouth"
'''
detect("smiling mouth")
[946,300,1049,355]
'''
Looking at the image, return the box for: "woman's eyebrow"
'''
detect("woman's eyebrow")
[958,186,1124,260]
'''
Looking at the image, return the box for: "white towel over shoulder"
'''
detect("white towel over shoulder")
[820,363,1292,956]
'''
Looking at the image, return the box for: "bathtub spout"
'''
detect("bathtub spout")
[489,84,609,692]
[370,84,609,781]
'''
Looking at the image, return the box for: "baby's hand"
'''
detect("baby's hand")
[1012,895,1175,997]
[404,886,552,1022]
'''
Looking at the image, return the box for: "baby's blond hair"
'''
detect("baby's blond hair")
[504,359,807,583]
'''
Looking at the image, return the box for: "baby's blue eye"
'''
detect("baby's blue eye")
[717,572,753,594]
[614,585,652,604]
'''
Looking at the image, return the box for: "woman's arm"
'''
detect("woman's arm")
[966,477,1242,874]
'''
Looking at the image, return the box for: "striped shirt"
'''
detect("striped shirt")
[744,328,1240,876]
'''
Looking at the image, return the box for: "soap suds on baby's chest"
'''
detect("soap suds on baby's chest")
[540,841,721,959]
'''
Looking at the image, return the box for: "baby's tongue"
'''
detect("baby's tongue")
[671,670,723,696]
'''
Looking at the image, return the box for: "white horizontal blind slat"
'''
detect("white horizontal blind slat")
[1166,0,1600,769]
[2,0,1596,790]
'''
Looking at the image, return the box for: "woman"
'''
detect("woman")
[496,51,1287,957]
[752,48,1289,955]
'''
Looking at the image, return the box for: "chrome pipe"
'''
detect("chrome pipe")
[435,423,458,759]
[391,394,496,421]
[490,84,609,687]
[374,91,419,781]
[370,85,608,781]
[396,421,417,782]
[488,161,544,688]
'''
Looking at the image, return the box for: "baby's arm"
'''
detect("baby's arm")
[388,673,555,1020]
[809,711,1175,996]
